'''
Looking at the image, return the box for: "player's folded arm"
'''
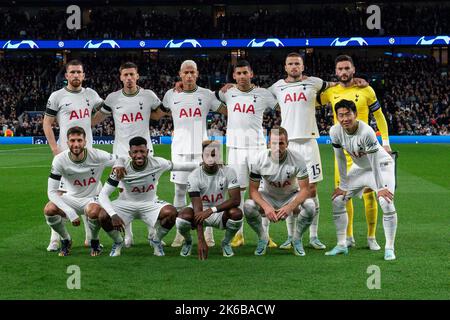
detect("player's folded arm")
[97,174,119,217]
[47,175,78,222]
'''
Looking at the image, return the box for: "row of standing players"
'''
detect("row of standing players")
[43,53,397,260]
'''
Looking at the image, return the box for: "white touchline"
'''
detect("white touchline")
[0,146,49,153]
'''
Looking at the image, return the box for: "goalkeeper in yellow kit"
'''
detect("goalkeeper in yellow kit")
[319,55,391,250]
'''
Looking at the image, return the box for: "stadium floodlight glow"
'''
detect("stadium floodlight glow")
[2,40,39,49]
[330,37,369,46]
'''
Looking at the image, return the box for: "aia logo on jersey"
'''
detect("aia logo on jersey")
[269,180,292,188]
[74,177,96,187]
[179,107,202,118]
[202,193,223,203]
[131,184,154,193]
[121,112,144,123]
[69,108,90,120]
[284,92,307,104]
[232,103,255,114]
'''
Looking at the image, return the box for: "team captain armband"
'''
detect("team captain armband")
[369,100,381,112]
[101,104,112,113]
[45,108,57,117]
[188,192,201,198]
[249,172,262,181]
[49,173,62,180]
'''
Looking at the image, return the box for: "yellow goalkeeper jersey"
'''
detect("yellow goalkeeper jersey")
[319,84,389,142]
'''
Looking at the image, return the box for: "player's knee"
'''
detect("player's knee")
[44,202,59,216]
[85,203,101,219]
[378,196,396,214]
[97,209,110,224]
[178,207,194,222]
[301,198,316,217]
[161,205,177,225]
[243,199,259,218]
[228,207,243,220]
[332,195,347,213]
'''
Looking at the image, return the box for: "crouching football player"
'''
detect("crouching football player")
[176,140,243,258]
[326,99,398,260]
[44,126,122,256]
[98,136,199,257]
[244,127,315,256]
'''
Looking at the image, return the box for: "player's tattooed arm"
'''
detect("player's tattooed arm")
[150,105,171,120]
[212,187,241,213]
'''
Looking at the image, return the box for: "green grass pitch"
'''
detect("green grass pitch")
[0,143,448,300]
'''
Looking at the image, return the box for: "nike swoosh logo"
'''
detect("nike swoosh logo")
[65,103,72,107]
[231,95,238,98]
[116,106,122,109]
[174,101,181,104]
[334,96,340,99]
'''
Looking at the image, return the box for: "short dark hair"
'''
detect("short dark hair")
[286,52,304,62]
[65,59,84,72]
[270,126,289,140]
[67,126,86,138]
[129,136,147,147]
[120,61,138,73]
[334,99,357,114]
[335,55,354,66]
[234,60,252,71]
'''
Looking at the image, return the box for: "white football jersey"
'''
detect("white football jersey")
[46,87,103,149]
[330,120,392,169]
[50,148,118,198]
[187,166,240,209]
[250,148,309,198]
[219,87,277,148]
[268,77,326,139]
[108,156,173,202]
[162,86,222,155]
[101,87,161,157]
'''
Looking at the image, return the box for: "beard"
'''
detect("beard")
[338,74,353,83]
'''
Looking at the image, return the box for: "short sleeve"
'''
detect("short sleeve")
[90,89,104,110]
[218,90,226,103]
[262,89,278,110]
[162,90,172,111]
[148,90,162,110]
[95,149,118,166]
[267,84,276,97]
[101,93,114,114]
[318,90,329,106]
[294,154,309,180]
[156,157,173,172]
[227,168,240,189]
[206,89,222,112]
[45,92,60,117]
[312,77,327,93]
[187,171,201,195]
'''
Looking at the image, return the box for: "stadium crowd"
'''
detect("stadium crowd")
[1,53,449,137]
[0,3,449,39]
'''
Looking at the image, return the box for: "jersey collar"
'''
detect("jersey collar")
[64,86,82,94]
[122,86,140,97]
[182,85,198,93]
[69,148,87,164]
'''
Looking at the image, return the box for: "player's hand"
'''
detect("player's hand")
[378,188,394,203]
[174,81,183,93]
[194,209,213,224]
[263,206,278,222]
[276,205,291,221]
[72,217,81,227]
[111,214,125,232]
[354,77,369,87]
[383,145,392,154]
[220,83,235,93]
[51,146,61,156]
[113,166,126,180]
[332,188,347,200]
